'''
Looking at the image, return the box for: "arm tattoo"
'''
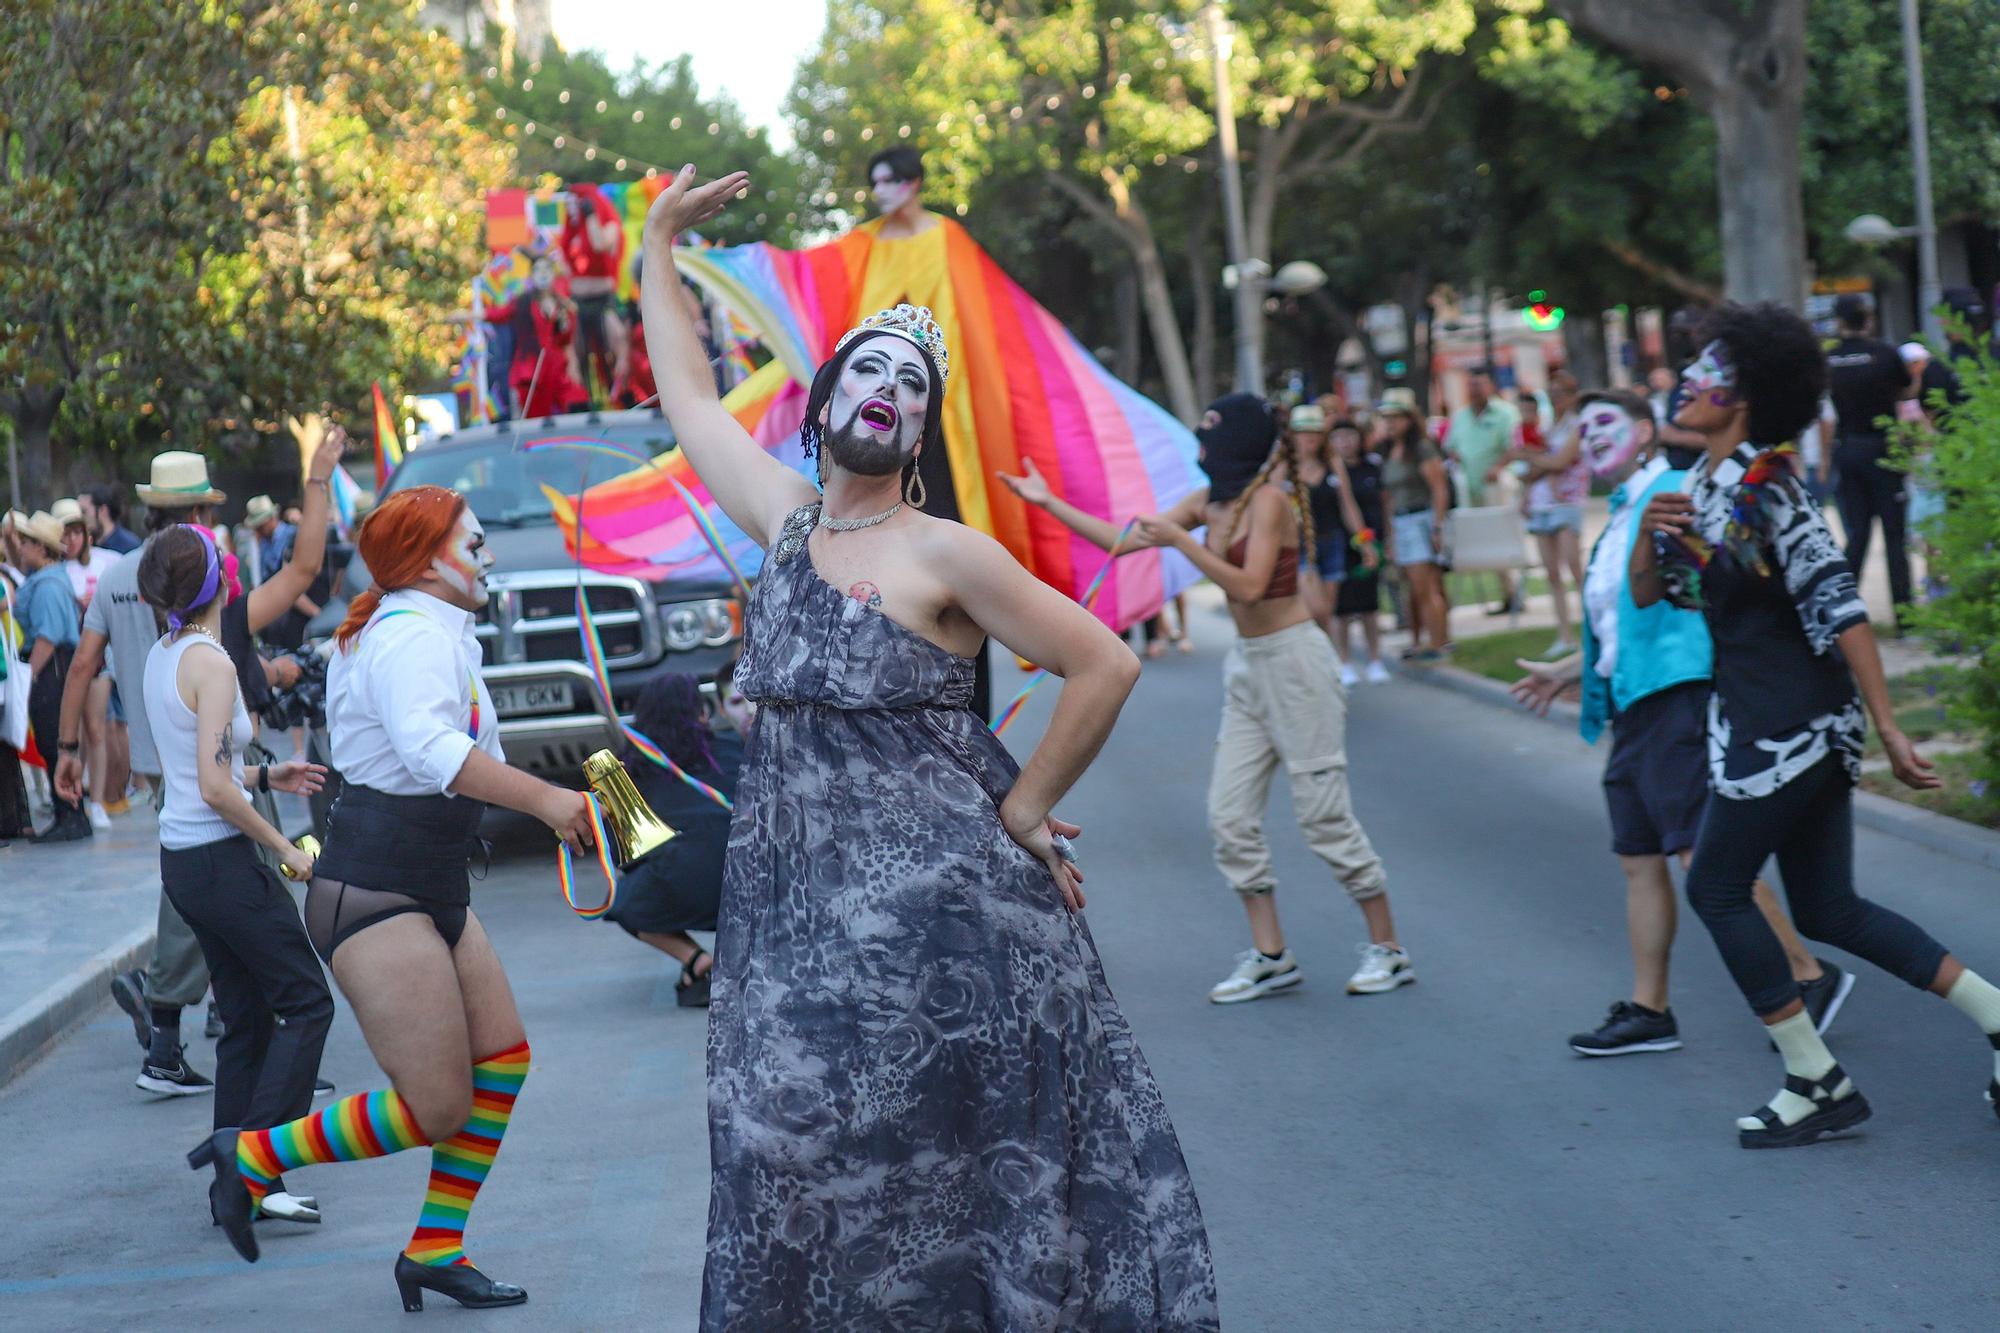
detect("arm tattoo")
[214,722,233,770]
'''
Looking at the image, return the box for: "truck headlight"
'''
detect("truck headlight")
[661,598,740,651]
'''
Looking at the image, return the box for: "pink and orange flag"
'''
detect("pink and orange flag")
[549,216,1204,632]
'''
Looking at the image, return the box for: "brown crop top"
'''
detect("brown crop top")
[1224,538,1299,602]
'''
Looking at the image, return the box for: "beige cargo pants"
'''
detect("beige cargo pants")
[1208,621,1386,900]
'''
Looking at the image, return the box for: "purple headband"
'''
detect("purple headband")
[168,524,222,631]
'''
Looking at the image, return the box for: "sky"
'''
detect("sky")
[554,0,829,150]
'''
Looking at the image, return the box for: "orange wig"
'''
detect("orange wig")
[334,485,468,649]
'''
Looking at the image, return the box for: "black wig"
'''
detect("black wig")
[799,330,947,476]
[627,673,720,780]
[1696,302,1827,445]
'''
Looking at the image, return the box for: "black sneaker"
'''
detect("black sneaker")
[1800,960,1855,1036]
[313,1077,335,1097]
[136,1047,214,1097]
[1570,1001,1682,1057]
[205,1001,224,1040]
[110,970,152,1050]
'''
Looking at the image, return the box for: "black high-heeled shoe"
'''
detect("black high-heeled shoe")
[187,1129,258,1262]
[393,1254,527,1312]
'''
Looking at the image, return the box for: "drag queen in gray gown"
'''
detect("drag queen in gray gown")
[641,167,1219,1332]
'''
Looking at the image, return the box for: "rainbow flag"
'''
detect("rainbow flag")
[550,218,1203,632]
[372,382,403,490]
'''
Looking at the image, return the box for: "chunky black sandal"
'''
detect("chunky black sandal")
[677,947,713,1009]
[1738,1065,1871,1149]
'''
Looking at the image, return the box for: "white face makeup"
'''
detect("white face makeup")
[871,170,918,216]
[1680,340,1737,403]
[1579,403,1644,480]
[824,336,932,475]
[432,510,495,603]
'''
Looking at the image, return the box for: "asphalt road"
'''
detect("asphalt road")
[3,594,1997,1330]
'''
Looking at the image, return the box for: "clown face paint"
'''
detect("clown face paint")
[1579,402,1645,481]
[432,509,495,603]
[1681,340,1738,406]
[871,168,919,217]
[824,336,932,476]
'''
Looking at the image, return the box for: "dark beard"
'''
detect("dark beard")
[824,405,911,476]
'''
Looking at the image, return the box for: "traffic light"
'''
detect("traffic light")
[1522,290,1565,331]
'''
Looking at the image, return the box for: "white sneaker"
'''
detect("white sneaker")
[1346,943,1416,995]
[1364,659,1392,684]
[1208,948,1303,1004]
[1338,662,1360,689]
[87,801,112,832]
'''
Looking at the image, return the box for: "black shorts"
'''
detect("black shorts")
[1602,681,1710,857]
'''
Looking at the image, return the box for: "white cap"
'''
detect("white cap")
[1898,341,1930,364]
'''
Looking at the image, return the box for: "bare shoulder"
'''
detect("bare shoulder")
[913,511,1013,578]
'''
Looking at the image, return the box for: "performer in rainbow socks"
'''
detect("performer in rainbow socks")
[188,489,595,1312]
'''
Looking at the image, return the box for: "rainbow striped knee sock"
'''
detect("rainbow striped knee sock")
[237,1088,431,1208]
[405,1040,530,1269]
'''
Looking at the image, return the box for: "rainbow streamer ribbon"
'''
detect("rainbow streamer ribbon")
[989,520,1139,737]
[555,793,618,918]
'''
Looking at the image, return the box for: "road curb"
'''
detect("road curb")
[0,921,155,1090]
[1405,661,2000,869]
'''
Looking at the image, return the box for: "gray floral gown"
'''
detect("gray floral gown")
[701,504,1220,1332]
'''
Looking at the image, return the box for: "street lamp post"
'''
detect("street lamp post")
[1900,0,1943,342]
[1203,3,1263,395]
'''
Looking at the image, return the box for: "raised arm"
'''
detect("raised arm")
[640,166,818,547]
[247,418,343,634]
[997,457,1208,551]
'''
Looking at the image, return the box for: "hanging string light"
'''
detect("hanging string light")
[491,104,672,176]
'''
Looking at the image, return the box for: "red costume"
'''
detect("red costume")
[484,292,584,419]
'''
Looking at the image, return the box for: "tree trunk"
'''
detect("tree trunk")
[1131,233,1199,424]
[6,388,59,508]
[1112,262,1142,386]
[1186,223,1218,412]
[1708,71,1807,307]
[1562,312,1609,387]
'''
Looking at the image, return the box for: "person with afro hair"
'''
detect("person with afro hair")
[1630,301,2000,1149]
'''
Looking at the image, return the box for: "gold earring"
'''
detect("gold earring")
[904,463,927,509]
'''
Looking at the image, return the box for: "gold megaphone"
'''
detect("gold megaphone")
[582,749,678,869]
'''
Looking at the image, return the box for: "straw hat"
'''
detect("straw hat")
[244,494,280,527]
[1376,387,1420,416]
[1288,403,1329,433]
[20,510,66,556]
[50,497,85,528]
[1,509,25,534]
[136,450,226,507]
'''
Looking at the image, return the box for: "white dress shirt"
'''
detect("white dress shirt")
[328,587,502,796]
[1582,455,1667,681]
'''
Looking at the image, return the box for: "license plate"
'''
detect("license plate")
[488,681,571,717]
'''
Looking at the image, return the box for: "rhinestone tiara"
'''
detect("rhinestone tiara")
[833,303,950,391]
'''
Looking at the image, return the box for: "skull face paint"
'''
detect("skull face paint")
[1681,340,1738,407]
[1579,402,1644,481]
[432,509,494,602]
[871,168,918,216]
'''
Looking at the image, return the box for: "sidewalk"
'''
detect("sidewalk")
[0,783,313,1087]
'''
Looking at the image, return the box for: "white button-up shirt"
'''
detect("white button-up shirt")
[1583,455,1668,681]
[328,587,502,796]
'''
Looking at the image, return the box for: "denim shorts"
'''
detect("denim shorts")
[1527,504,1584,535]
[1312,535,1346,582]
[1390,510,1440,567]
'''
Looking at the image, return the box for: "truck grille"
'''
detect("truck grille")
[476,573,657,669]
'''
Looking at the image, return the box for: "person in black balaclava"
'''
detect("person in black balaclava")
[1003,390,1410,1008]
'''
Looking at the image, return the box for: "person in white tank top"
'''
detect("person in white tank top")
[138,525,335,1228]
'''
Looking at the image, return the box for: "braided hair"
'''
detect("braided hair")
[1217,439,1314,560]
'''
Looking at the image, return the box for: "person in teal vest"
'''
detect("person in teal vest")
[1511,390,1844,1057]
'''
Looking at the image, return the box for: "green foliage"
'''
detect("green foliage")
[469,46,803,246]
[1903,343,2000,791]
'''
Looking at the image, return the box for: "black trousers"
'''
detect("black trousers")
[27,647,84,826]
[1684,755,1947,1016]
[1833,435,1910,611]
[160,835,333,1132]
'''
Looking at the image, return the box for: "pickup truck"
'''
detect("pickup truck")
[345,408,743,780]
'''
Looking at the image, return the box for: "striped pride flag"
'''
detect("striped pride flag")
[550,217,1204,633]
[371,382,403,491]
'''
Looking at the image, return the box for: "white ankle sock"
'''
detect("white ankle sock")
[1944,970,2000,1082]
[1737,1011,1844,1131]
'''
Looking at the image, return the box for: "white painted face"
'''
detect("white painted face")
[719,683,756,735]
[1673,340,1742,431]
[432,509,495,603]
[1579,402,1645,480]
[871,167,918,216]
[823,336,932,475]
